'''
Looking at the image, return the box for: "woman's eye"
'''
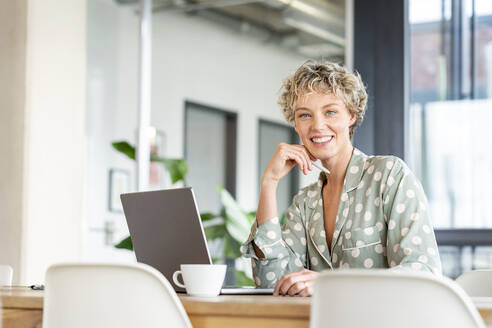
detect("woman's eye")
[298,113,311,118]
[326,110,336,115]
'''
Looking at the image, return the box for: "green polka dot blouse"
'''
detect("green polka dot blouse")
[241,148,442,288]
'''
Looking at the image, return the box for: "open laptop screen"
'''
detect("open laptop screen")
[121,187,211,293]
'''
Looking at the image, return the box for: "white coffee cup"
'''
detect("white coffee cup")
[172,264,227,297]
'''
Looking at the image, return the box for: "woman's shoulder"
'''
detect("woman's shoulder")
[364,153,409,174]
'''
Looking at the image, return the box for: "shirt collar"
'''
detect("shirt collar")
[343,148,367,193]
[314,147,367,194]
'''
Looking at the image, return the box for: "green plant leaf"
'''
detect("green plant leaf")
[154,157,188,184]
[112,141,188,185]
[280,210,287,226]
[234,270,255,286]
[204,224,227,241]
[115,236,133,250]
[200,212,218,222]
[218,186,252,244]
[224,235,242,258]
[112,141,136,160]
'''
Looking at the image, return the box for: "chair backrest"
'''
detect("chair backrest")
[310,270,485,328]
[456,270,492,297]
[42,262,192,328]
[0,265,13,286]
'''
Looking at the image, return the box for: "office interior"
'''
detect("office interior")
[2,0,492,287]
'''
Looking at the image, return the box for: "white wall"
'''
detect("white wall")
[21,0,86,283]
[150,10,309,210]
[0,0,27,284]
[0,0,86,284]
[84,0,319,259]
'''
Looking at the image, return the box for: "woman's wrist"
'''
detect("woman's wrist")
[260,175,279,189]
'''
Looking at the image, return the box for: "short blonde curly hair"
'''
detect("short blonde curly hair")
[278,60,368,139]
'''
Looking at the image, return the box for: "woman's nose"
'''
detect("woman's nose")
[311,114,325,130]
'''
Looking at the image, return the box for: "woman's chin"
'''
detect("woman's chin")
[309,149,336,161]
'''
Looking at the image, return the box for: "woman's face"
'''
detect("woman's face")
[294,92,356,161]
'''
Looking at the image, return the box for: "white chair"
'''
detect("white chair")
[0,265,13,286]
[456,270,492,297]
[311,270,485,328]
[42,262,192,328]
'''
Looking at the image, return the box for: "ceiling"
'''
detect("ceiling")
[116,0,346,59]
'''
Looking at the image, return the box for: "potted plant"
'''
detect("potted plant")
[112,141,254,286]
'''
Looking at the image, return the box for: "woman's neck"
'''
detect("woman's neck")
[321,145,354,187]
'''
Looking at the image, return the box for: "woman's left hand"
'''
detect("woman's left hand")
[273,269,320,297]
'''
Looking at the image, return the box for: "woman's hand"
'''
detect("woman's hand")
[262,143,316,184]
[273,269,320,297]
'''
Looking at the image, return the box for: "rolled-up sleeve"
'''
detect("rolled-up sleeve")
[383,159,442,274]
[241,193,308,287]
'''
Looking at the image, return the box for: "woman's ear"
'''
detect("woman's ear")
[349,111,357,126]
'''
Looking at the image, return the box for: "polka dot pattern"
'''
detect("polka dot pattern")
[388,220,396,230]
[375,244,383,254]
[244,151,441,287]
[396,203,406,214]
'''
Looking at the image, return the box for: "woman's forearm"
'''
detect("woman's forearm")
[256,178,279,226]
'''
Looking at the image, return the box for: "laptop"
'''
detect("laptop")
[120,187,273,295]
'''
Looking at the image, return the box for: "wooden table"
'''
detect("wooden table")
[0,287,309,328]
[1,287,491,328]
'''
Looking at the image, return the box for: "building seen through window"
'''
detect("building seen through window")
[409,0,492,277]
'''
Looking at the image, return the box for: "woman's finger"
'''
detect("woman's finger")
[278,270,319,296]
[291,145,313,171]
[278,270,312,295]
[297,144,317,162]
[287,281,306,296]
[294,148,311,173]
[298,280,314,297]
[284,151,307,175]
[274,269,306,295]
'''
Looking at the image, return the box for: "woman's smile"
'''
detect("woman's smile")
[310,135,334,147]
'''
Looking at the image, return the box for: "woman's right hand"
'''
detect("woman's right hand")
[262,143,316,184]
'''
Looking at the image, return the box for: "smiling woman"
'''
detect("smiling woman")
[240,61,442,297]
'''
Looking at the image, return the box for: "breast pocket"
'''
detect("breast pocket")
[340,224,386,269]
[342,225,381,251]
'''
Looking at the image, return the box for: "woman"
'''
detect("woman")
[241,61,442,297]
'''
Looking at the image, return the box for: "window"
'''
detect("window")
[184,102,237,213]
[410,0,492,277]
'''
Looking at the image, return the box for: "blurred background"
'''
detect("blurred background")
[1,0,491,285]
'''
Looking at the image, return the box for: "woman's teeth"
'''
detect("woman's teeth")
[312,136,333,143]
